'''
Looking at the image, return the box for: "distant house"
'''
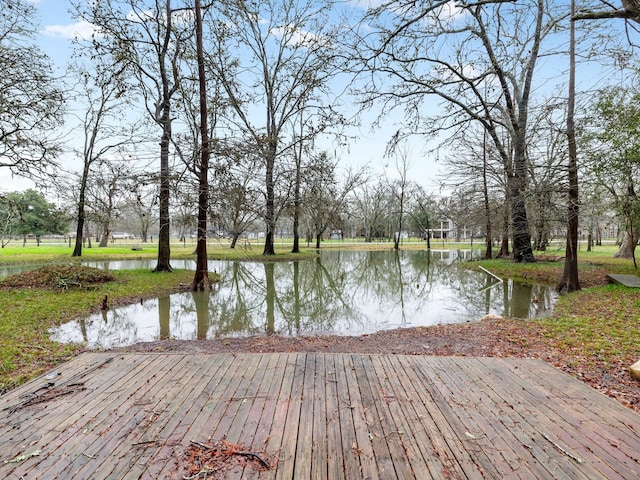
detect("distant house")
[430,220,454,239]
[111,232,136,240]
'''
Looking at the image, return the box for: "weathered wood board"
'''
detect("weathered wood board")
[607,274,640,288]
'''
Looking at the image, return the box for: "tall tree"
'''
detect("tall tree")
[70,67,134,257]
[204,0,341,255]
[0,0,65,181]
[557,0,581,293]
[191,0,212,291]
[351,0,565,262]
[77,0,193,271]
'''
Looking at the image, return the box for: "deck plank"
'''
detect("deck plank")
[339,354,381,480]
[352,354,407,478]
[459,357,592,479]
[145,353,240,479]
[380,355,463,479]
[395,356,482,479]
[1,353,639,480]
[273,353,306,480]
[6,353,175,480]
[119,353,228,480]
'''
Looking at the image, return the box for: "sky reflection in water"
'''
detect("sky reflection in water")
[49,250,556,348]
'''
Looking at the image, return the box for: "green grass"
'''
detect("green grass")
[0,268,196,392]
[534,284,640,368]
[0,241,317,264]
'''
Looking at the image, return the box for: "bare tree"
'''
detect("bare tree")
[76,0,194,271]
[204,0,342,255]
[84,160,131,247]
[0,0,65,181]
[304,153,365,249]
[384,147,413,251]
[69,67,135,257]
[351,0,566,262]
[352,181,388,243]
[122,178,157,242]
[191,0,212,291]
[557,0,581,292]
[557,2,580,290]
[209,149,262,249]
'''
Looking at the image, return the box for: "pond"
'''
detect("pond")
[47,250,557,349]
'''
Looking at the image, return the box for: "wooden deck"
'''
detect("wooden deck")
[1,353,639,479]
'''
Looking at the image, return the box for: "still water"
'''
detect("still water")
[46,250,556,349]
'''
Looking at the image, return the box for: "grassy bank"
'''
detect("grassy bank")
[0,268,196,392]
[0,241,317,264]
[475,249,640,394]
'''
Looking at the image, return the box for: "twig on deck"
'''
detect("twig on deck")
[235,450,270,469]
[540,431,583,464]
[5,385,86,414]
[132,440,158,447]
[188,440,271,469]
[183,465,213,479]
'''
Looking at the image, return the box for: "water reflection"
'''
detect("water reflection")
[49,250,556,348]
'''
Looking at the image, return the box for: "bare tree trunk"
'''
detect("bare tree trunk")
[510,139,535,262]
[497,200,510,258]
[191,0,211,291]
[263,143,277,256]
[84,222,92,249]
[557,0,580,293]
[482,135,492,260]
[154,102,173,272]
[614,229,639,258]
[72,195,86,257]
[230,233,239,249]
[99,225,110,247]
[291,118,303,254]
[153,0,175,273]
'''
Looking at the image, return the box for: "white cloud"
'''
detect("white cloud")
[42,21,101,41]
[271,24,327,49]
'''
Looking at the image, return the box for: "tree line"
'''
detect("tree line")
[0,0,639,292]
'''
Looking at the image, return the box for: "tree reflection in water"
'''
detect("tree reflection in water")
[50,250,557,348]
